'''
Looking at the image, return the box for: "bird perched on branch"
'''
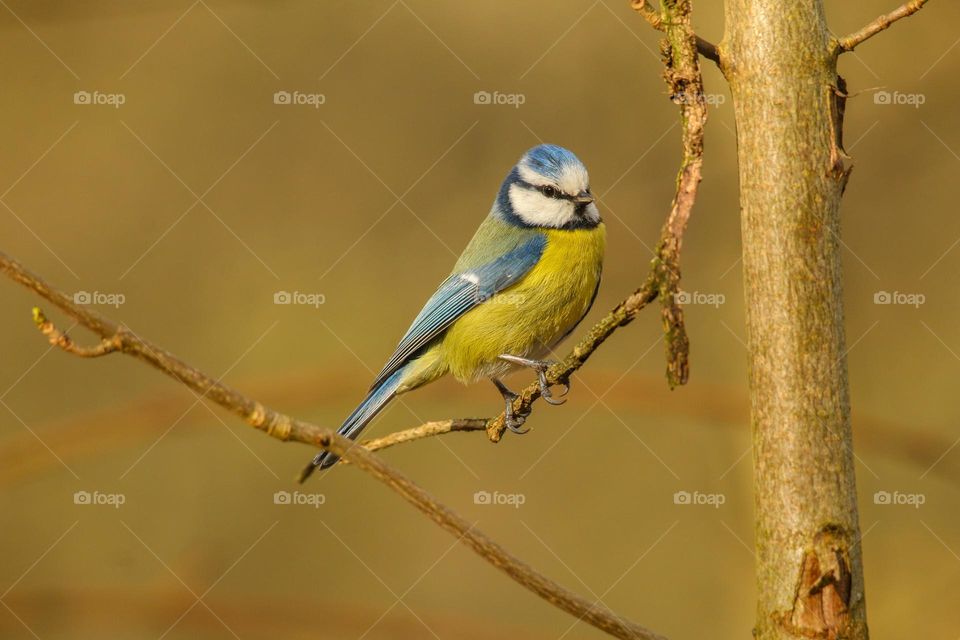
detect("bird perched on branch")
[304,144,605,476]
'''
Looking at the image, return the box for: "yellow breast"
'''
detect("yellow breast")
[440,224,606,383]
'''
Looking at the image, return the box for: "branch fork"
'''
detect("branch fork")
[32,307,121,357]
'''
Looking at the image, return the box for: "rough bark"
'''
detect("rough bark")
[721,2,867,639]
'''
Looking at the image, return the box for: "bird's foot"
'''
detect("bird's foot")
[498,354,570,405]
[491,378,530,434]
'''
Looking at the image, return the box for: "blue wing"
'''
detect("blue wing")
[369,233,547,390]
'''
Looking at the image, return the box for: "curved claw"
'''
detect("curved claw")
[492,377,532,435]
[536,369,569,406]
[542,390,567,406]
[506,417,530,434]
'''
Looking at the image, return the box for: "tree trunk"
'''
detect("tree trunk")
[721,1,868,639]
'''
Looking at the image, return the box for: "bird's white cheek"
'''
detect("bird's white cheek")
[508,184,573,227]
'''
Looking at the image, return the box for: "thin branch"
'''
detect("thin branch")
[32,307,121,357]
[836,0,931,52]
[655,0,708,388]
[485,275,660,442]
[695,36,720,64]
[343,418,487,462]
[632,0,663,29]
[631,0,721,65]
[0,250,665,640]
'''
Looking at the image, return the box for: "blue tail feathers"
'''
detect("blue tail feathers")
[310,363,410,472]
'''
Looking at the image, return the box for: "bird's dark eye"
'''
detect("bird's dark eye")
[540,185,558,198]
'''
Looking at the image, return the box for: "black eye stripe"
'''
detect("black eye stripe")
[517,180,568,200]
[539,185,560,199]
[516,179,593,202]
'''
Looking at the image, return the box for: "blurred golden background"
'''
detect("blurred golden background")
[1,1,957,638]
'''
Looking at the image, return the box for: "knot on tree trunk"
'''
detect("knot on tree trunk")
[781,525,855,639]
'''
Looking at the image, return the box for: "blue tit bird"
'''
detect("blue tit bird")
[305,144,605,476]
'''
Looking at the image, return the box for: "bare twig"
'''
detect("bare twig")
[32,307,121,357]
[0,250,665,640]
[655,0,706,389]
[694,36,720,64]
[632,0,663,29]
[631,0,721,65]
[485,276,660,441]
[835,0,931,52]
[342,418,487,463]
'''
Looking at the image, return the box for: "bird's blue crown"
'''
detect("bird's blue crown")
[520,144,586,183]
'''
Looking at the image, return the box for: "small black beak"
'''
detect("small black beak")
[572,191,594,205]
